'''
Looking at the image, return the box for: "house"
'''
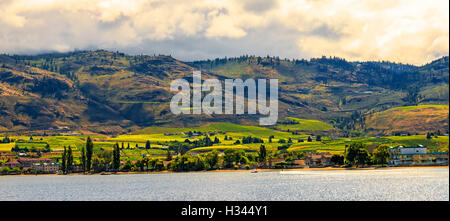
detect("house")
[292,159,308,168]
[268,158,285,167]
[305,153,332,167]
[4,160,21,168]
[32,163,61,173]
[389,145,449,166]
[18,158,53,168]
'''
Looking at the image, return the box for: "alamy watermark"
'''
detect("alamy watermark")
[170,71,278,125]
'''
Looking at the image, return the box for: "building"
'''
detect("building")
[4,160,21,168]
[268,158,285,167]
[32,163,61,173]
[389,145,449,166]
[292,159,308,168]
[17,158,53,168]
[305,153,332,167]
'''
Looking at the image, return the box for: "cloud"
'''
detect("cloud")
[0,0,448,65]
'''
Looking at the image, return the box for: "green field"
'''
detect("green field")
[276,117,334,131]
[393,104,449,110]
[1,121,448,162]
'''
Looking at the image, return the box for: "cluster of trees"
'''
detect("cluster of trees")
[224,135,233,140]
[60,146,73,174]
[61,137,121,174]
[278,119,300,125]
[239,136,264,144]
[122,157,164,172]
[342,142,390,167]
[167,146,270,172]
[0,166,21,175]
[426,131,442,139]
[11,144,51,153]
[184,136,220,147]
[1,136,12,143]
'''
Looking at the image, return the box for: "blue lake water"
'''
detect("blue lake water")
[0,167,448,201]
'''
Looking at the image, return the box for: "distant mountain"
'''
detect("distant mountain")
[0,50,448,135]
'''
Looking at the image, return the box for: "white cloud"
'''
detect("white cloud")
[0,0,448,64]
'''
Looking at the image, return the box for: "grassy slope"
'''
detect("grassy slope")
[365,105,449,135]
[276,117,334,131]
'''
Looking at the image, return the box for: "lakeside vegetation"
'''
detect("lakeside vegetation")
[1,120,448,175]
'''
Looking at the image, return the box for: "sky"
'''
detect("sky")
[0,0,448,65]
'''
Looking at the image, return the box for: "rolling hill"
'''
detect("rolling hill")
[364,105,449,135]
[0,50,448,135]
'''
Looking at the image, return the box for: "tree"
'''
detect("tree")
[80,146,86,173]
[166,149,173,161]
[44,143,51,153]
[112,143,120,172]
[330,154,344,165]
[205,150,219,169]
[258,145,267,163]
[307,136,312,142]
[426,132,432,139]
[223,149,237,168]
[145,140,151,149]
[86,136,94,172]
[373,144,390,166]
[316,135,322,141]
[345,142,370,167]
[66,146,73,173]
[61,146,67,174]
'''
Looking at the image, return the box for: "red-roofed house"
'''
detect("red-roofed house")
[4,160,21,168]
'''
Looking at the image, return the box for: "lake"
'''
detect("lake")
[0,167,448,201]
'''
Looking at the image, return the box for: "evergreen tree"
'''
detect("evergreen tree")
[316,135,322,141]
[145,140,151,149]
[44,143,51,152]
[166,149,173,161]
[258,145,267,163]
[112,143,120,172]
[66,146,73,173]
[86,136,94,172]
[61,146,67,174]
[80,146,86,173]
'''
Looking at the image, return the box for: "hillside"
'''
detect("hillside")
[364,105,449,135]
[0,50,448,135]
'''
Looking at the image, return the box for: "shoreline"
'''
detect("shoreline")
[1,165,448,177]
